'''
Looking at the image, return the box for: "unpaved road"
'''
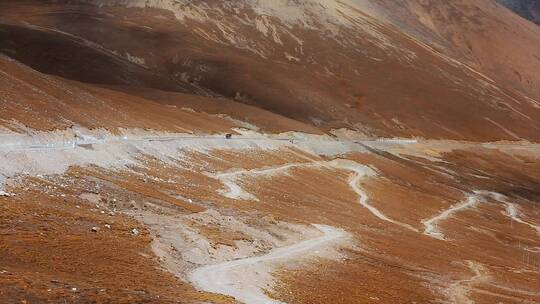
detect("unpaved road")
[329,159,419,232]
[214,161,324,200]
[486,192,540,236]
[0,132,419,152]
[422,195,479,240]
[216,159,419,232]
[446,261,488,304]
[0,135,291,151]
[189,224,346,304]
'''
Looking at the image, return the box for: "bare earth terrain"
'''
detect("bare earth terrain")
[0,1,539,303]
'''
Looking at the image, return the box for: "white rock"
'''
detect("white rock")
[0,191,14,197]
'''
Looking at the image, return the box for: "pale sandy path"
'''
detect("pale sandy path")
[485,192,540,236]
[446,261,488,304]
[201,159,420,303]
[329,159,419,232]
[0,133,409,152]
[214,161,323,200]
[505,203,540,235]
[215,158,418,231]
[422,195,479,240]
[189,224,346,304]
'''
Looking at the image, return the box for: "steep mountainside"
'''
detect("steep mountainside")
[1,0,540,140]
[1,2,540,304]
[497,0,540,24]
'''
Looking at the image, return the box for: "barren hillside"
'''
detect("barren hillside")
[0,1,539,304]
[2,0,540,140]
[497,0,540,24]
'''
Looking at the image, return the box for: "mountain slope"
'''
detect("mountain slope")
[1,2,540,304]
[1,0,540,140]
[497,0,540,24]
[0,54,318,133]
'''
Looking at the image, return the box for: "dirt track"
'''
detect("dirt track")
[190,224,346,304]
[1,133,539,303]
[1,1,540,303]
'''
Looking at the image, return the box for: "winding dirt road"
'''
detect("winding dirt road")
[329,159,419,232]
[189,224,346,304]
[422,195,479,240]
[215,158,418,232]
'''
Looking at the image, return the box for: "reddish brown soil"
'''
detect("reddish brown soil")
[377,0,540,100]
[1,146,539,303]
[0,175,233,304]
[0,1,539,303]
[0,53,319,134]
[2,1,540,140]
[0,54,232,133]
[267,148,540,303]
